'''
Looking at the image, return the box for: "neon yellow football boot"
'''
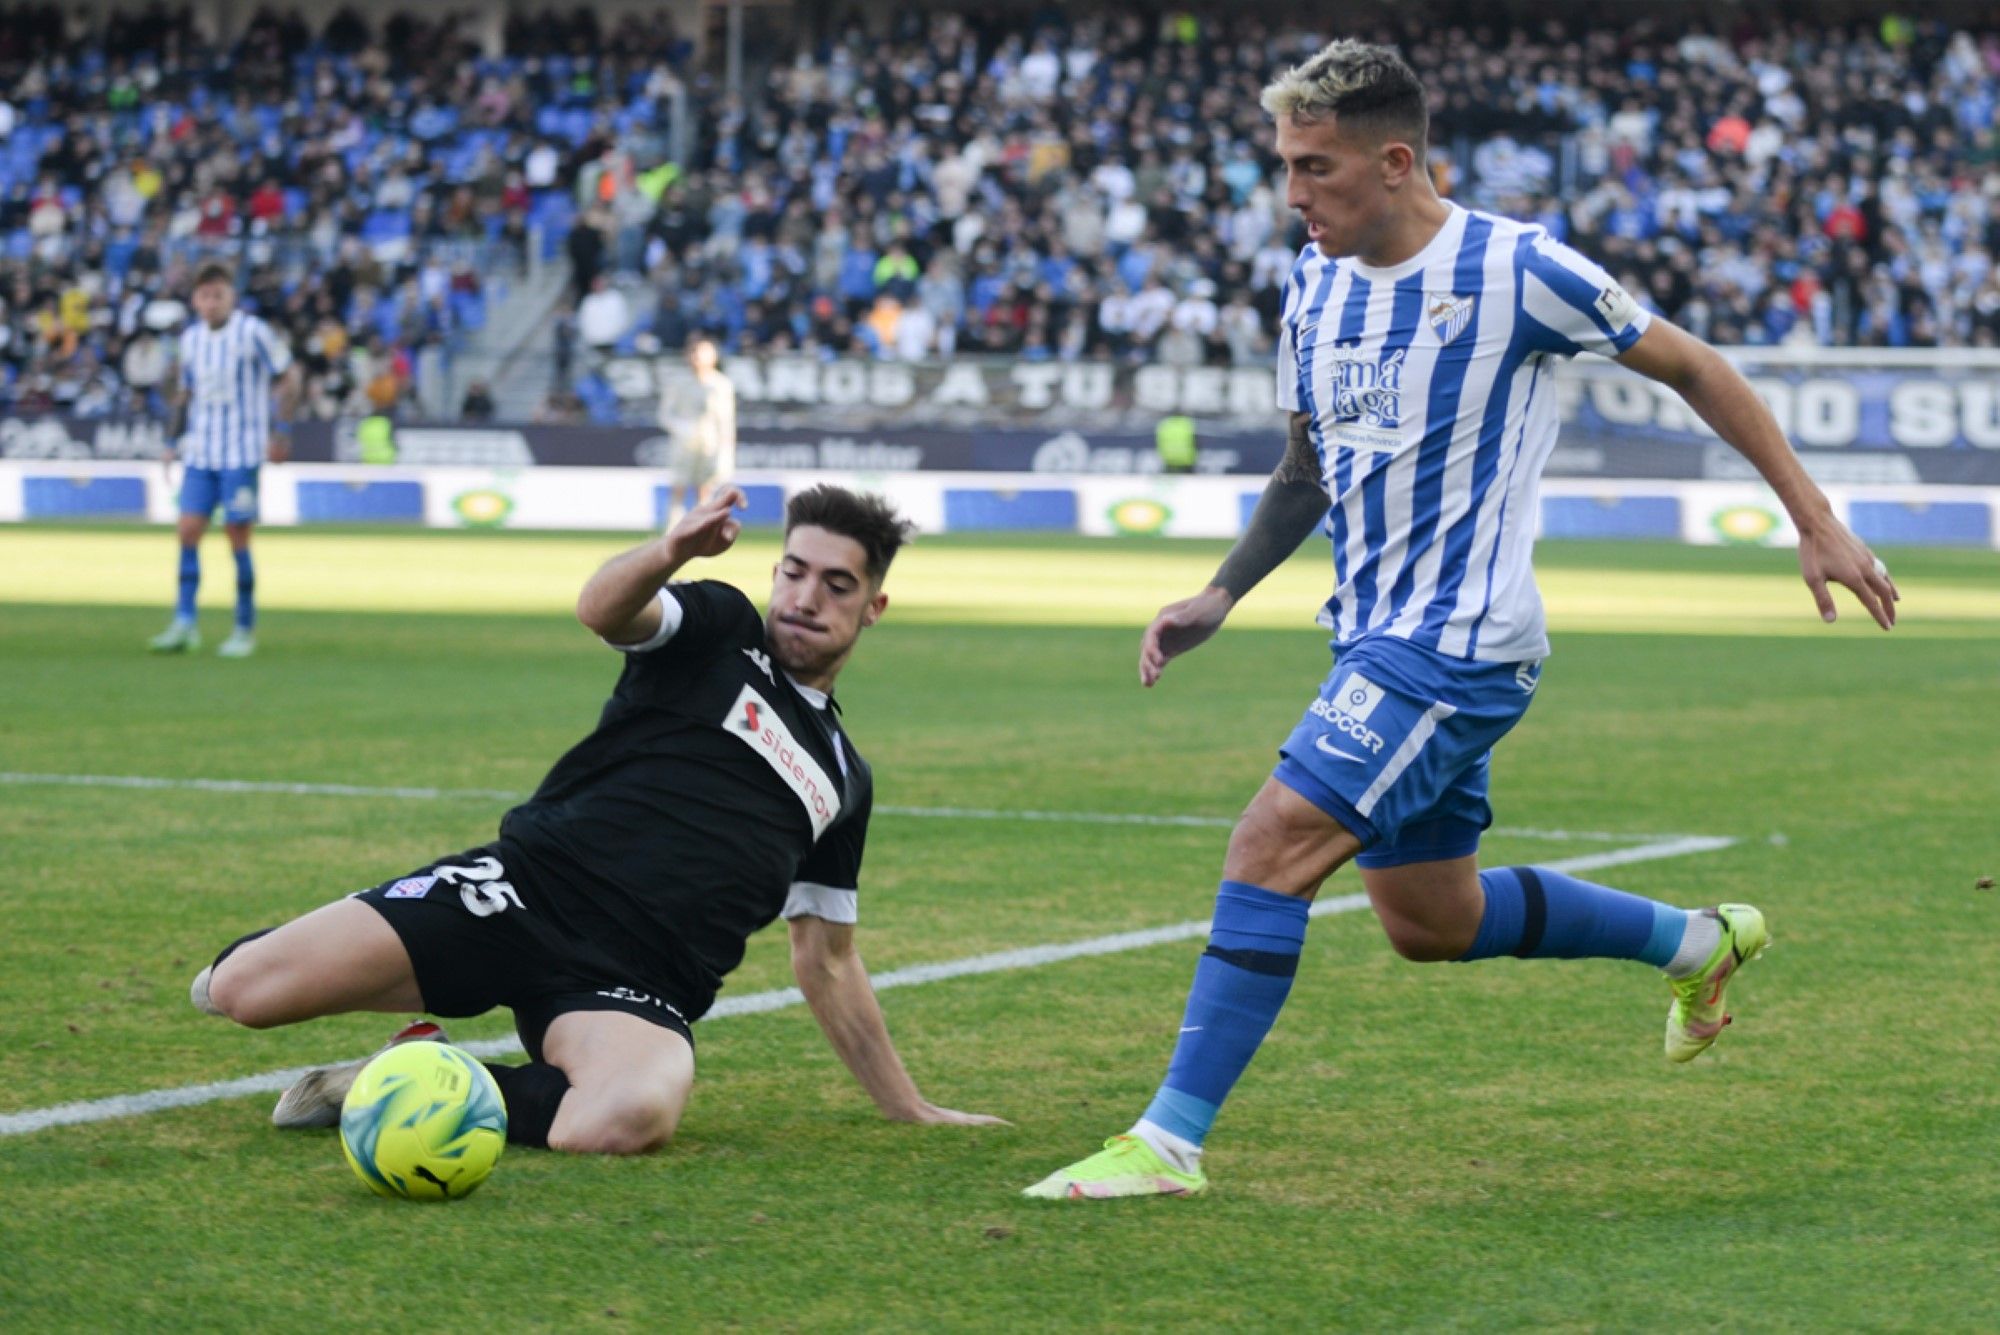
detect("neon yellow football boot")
[1021,1135,1208,1200]
[1665,903,1770,1062]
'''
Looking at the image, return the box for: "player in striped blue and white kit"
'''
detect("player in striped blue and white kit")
[1026,40,1901,1200]
[149,263,299,658]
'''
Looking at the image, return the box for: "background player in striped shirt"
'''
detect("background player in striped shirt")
[148,263,300,659]
[1026,39,1901,1200]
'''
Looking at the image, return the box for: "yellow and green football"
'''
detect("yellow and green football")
[338,1041,507,1201]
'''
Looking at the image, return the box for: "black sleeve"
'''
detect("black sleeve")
[783,780,870,924]
[795,781,869,891]
[639,580,762,663]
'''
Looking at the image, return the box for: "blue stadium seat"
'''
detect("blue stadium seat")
[968,273,1003,315]
[530,192,573,230]
[450,290,486,330]
[530,192,575,258]
[575,375,622,423]
[362,211,413,245]
[444,143,483,181]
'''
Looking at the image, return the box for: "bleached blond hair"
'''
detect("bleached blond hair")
[1259,38,1428,153]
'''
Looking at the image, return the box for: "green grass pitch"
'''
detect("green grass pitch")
[1,525,1996,1331]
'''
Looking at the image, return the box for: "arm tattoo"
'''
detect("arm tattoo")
[1211,413,1331,601]
[1272,412,1325,487]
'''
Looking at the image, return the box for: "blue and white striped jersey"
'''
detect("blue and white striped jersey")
[176,311,293,469]
[1276,202,1650,663]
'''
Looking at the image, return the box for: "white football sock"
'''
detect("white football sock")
[1131,1119,1202,1174]
[1665,910,1723,978]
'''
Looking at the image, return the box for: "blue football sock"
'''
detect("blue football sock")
[175,545,199,622]
[233,548,255,631]
[1139,881,1310,1148]
[1458,866,1689,967]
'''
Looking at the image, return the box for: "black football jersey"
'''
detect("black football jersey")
[497,580,871,1018]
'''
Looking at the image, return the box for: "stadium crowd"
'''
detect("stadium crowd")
[0,4,697,419]
[5,6,2000,422]
[646,9,2000,364]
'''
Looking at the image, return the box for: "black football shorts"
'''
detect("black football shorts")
[353,845,695,1061]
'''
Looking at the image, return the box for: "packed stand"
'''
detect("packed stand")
[620,8,2000,376]
[0,4,699,419]
[9,7,2000,429]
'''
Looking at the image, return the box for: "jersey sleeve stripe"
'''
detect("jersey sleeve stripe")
[605,587,685,653]
[1521,268,1619,354]
[780,882,858,924]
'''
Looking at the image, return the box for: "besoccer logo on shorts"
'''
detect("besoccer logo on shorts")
[1337,674,1385,722]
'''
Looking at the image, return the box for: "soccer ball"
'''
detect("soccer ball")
[339,1041,508,1200]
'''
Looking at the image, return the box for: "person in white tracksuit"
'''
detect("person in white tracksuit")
[657,336,737,524]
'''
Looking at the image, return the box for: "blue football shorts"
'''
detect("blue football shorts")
[179,466,260,523]
[1272,633,1542,869]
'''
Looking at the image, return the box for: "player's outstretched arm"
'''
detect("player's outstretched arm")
[576,486,746,643]
[1617,320,1899,630]
[787,915,1008,1127]
[1140,410,1329,685]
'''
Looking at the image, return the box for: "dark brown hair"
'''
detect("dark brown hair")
[785,485,915,585]
[192,263,235,291]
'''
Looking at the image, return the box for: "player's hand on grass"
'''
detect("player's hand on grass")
[667,486,745,561]
[894,1101,1012,1127]
[1139,586,1235,686]
[1798,520,1898,630]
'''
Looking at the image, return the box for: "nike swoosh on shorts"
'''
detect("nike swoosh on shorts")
[1313,735,1367,763]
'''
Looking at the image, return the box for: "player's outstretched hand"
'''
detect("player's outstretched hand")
[1139,586,1235,686]
[1798,521,1898,630]
[667,486,745,561]
[897,1101,1012,1128]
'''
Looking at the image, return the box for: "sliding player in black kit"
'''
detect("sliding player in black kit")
[191,485,1004,1153]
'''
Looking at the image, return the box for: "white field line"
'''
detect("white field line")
[0,835,1735,1139]
[0,772,1694,843]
